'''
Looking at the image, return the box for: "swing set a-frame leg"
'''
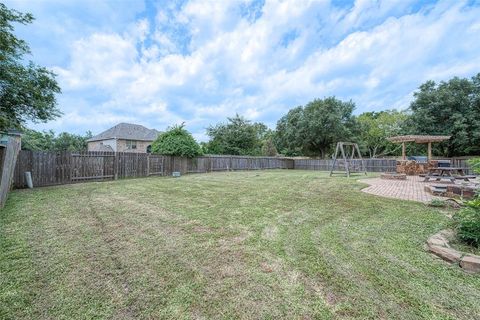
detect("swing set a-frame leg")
[354,143,367,175]
[329,143,340,176]
[339,142,350,177]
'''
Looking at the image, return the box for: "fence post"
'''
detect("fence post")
[114,152,118,180]
[147,154,150,176]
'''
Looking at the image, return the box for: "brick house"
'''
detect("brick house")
[87,123,160,153]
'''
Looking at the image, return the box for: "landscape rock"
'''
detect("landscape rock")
[426,229,453,248]
[459,255,480,273]
[428,245,462,263]
[427,236,449,248]
[438,229,455,240]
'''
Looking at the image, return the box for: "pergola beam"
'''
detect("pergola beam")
[387,135,451,144]
[387,135,451,161]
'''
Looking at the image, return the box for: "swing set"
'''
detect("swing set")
[329,142,367,177]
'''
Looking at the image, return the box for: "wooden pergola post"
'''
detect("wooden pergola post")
[427,142,432,161]
[402,142,406,160]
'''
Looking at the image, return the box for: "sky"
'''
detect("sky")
[5,0,480,141]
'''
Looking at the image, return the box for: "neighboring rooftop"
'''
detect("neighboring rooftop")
[87,123,160,142]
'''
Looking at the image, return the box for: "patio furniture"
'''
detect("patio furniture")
[437,160,451,168]
[423,167,470,182]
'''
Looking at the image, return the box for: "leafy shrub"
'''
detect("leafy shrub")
[452,157,480,248]
[151,124,202,158]
[454,207,480,248]
[468,158,480,175]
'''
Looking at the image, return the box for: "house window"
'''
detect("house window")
[126,140,137,150]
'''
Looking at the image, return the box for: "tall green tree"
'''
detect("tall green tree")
[151,124,201,157]
[407,74,480,156]
[355,110,407,158]
[53,131,92,151]
[275,97,356,157]
[21,129,92,151]
[205,114,268,155]
[0,3,61,131]
[20,129,55,150]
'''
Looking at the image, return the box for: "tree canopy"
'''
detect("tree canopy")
[407,74,480,157]
[21,129,92,151]
[355,110,407,158]
[275,97,356,157]
[151,124,201,157]
[205,114,270,155]
[0,3,61,131]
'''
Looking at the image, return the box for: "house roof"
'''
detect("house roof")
[387,135,451,144]
[87,123,160,142]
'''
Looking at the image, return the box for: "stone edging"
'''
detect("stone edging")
[427,229,480,274]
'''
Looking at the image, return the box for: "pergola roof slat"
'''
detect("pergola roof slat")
[387,135,451,144]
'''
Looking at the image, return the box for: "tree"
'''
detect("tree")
[355,110,408,158]
[274,106,304,156]
[0,3,61,131]
[205,114,268,155]
[261,137,277,156]
[20,129,55,150]
[407,74,480,156]
[151,124,201,157]
[21,129,92,151]
[275,97,356,157]
[53,131,92,151]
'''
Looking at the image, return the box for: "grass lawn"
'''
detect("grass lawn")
[1,170,479,319]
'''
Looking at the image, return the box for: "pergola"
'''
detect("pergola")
[387,135,451,160]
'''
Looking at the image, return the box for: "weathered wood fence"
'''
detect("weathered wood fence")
[449,158,476,175]
[12,151,294,188]
[293,158,397,172]
[11,150,475,189]
[0,134,22,207]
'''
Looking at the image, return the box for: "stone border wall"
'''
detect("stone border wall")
[427,229,480,273]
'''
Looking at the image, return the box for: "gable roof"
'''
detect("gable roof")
[87,123,160,142]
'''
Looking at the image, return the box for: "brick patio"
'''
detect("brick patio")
[360,175,441,203]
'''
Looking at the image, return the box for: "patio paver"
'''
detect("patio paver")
[360,175,441,203]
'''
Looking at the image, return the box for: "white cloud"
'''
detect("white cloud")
[16,0,480,139]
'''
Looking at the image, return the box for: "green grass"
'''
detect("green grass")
[1,170,479,319]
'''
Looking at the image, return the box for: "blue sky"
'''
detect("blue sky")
[5,0,480,141]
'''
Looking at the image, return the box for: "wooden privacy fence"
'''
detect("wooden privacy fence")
[11,150,475,189]
[13,152,294,188]
[449,157,476,175]
[14,151,169,188]
[293,158,397,172]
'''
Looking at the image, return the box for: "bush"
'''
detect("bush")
[451,157,480,248]
[468,158,480,175]
[151,124,202,158]
[454,207,480,248]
